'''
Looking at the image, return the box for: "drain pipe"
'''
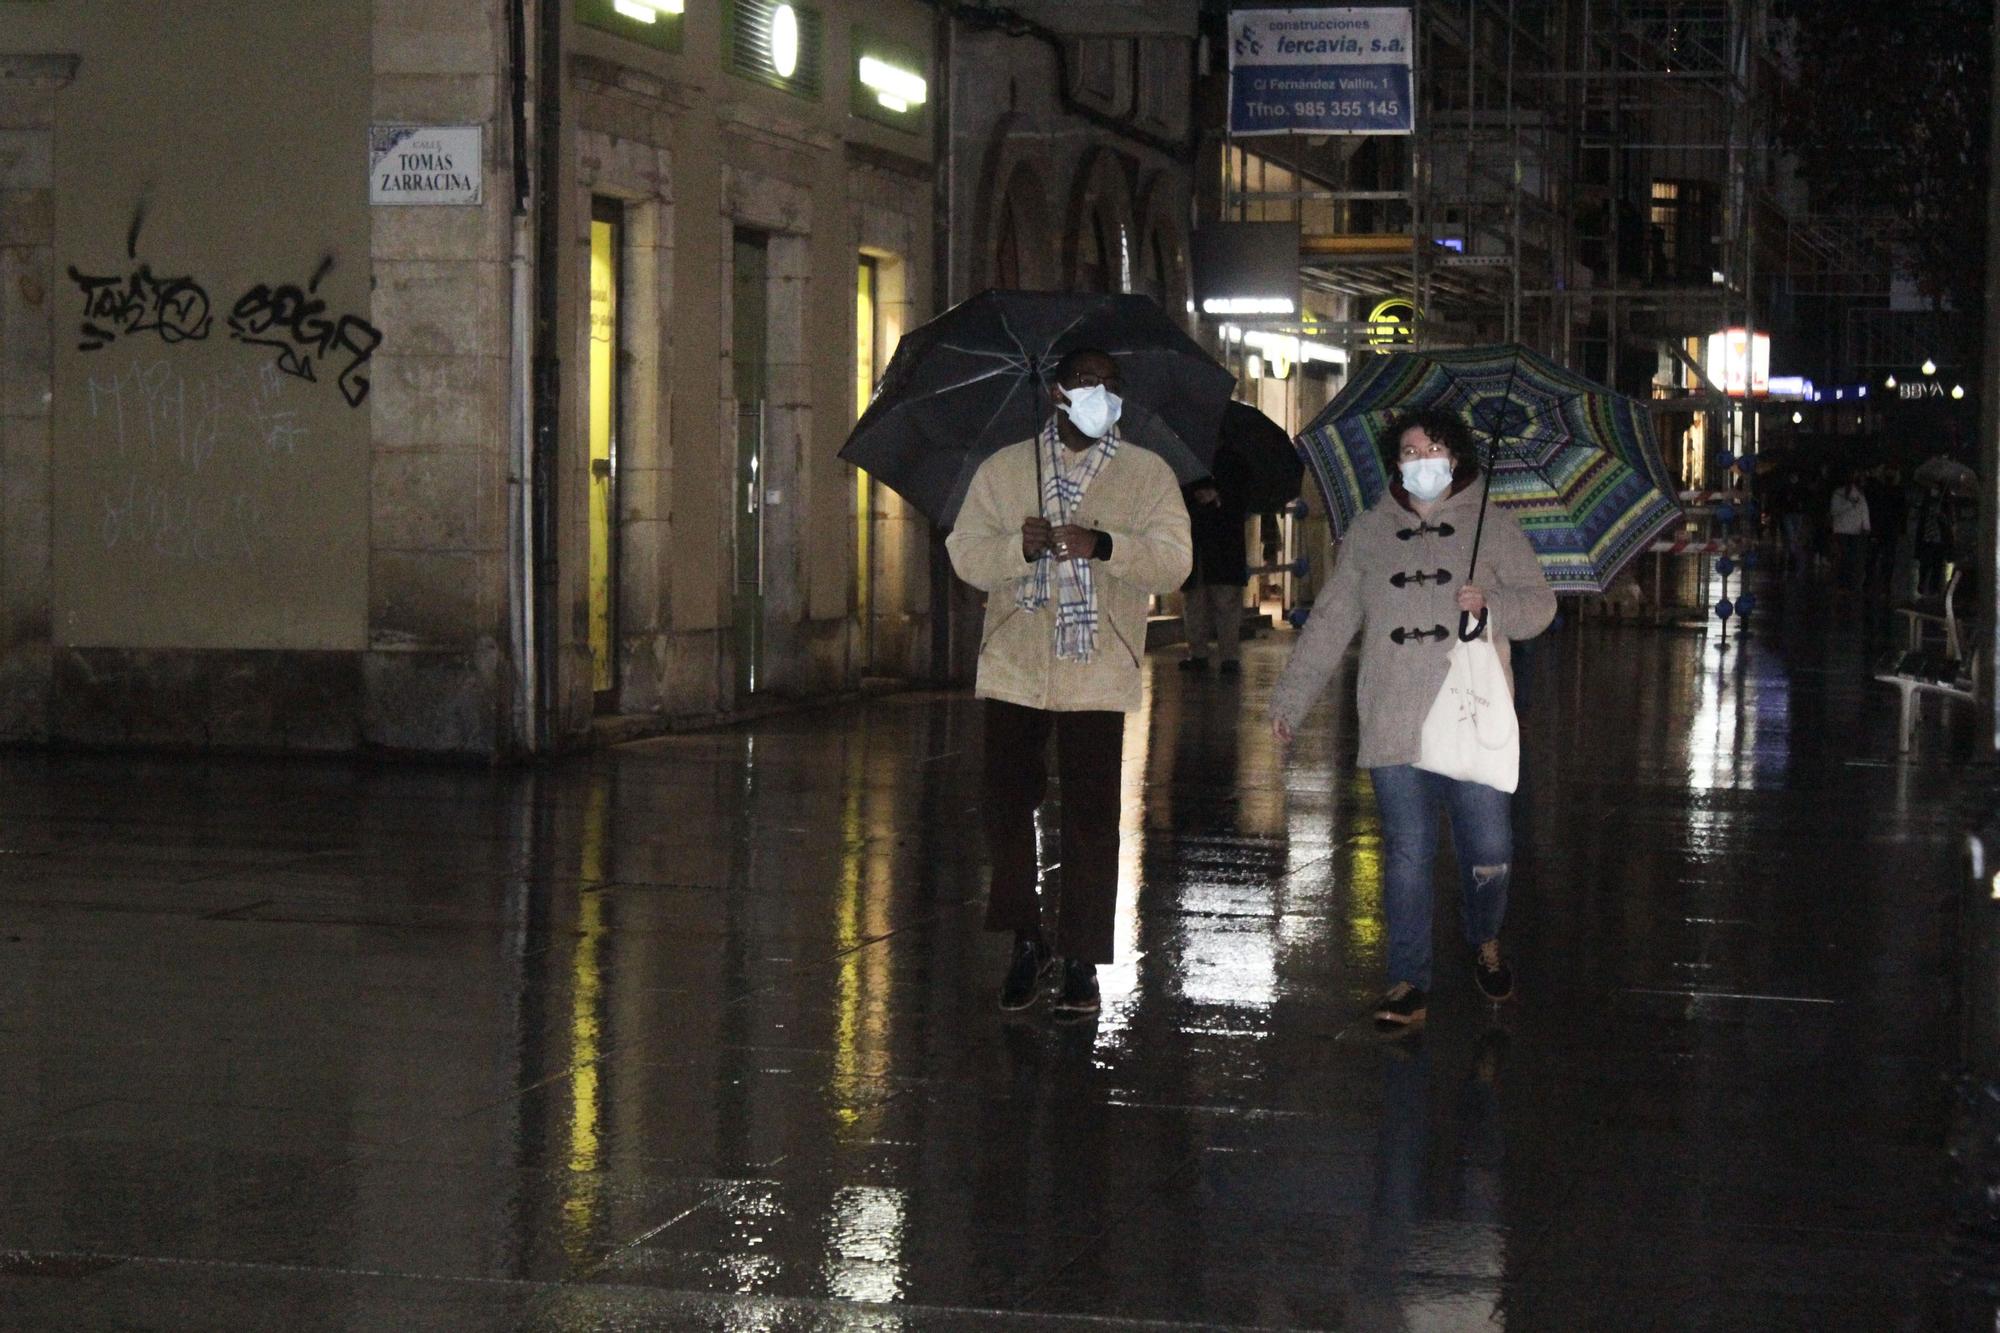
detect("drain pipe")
[928,3,956,683]
[530,0,564,751]
[506,0,538,755]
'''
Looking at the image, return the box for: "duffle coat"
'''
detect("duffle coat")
[1269,475,1556,768]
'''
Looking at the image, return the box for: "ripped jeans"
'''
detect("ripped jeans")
[1368,765,1512,991]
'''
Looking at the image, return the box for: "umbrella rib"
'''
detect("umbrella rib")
[1035,306,1099,368]
[970,375,1033,454]
[925,363,1032,396]
[995,306,1045,377]
[936,342,1032,368]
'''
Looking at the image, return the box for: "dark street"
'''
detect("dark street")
[0,575,1981,1330]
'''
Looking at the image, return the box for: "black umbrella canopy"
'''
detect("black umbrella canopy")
[1215,400,1304,513]
[839,289,1235,526]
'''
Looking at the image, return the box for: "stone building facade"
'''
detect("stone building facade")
[0,0,935,757]
[930,0,1204,676]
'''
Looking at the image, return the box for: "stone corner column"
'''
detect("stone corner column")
[0,53,79,743]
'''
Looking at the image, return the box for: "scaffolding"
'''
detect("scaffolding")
[1213,0,1863,491]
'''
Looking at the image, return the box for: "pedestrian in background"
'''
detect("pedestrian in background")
[946,348,1192,1017]
[1269,410,1556,1030]
[1915,482,1956,595]
[1864,466,1905,591]
[1179,447,1250,676]
[1828,473,1870,591]
[1769,470,1809,576]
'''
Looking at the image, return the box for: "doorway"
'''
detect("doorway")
[732,228,770,698]
[588,198,624,707]
[854,254,879,671]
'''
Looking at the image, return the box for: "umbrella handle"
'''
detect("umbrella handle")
[1458,608,1488,643]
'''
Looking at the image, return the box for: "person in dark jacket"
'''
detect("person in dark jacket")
[1180,448,1251,675]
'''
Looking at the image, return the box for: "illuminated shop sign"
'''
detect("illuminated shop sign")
[852,31,928,131]
[1704,327,1770,397]
[578,0,684,51]
[729,0,823,97]
[1191,222,1300,319]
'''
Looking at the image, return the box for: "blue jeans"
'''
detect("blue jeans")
[1369,765,1513,991]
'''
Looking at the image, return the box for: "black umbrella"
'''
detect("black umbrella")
[839,289,1235,526]
[1215,400,1304,512]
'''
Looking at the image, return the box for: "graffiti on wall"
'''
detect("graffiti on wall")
[66,217,382,407]
[82,358,305,567]
[66,263,213,351]
[226,256,383,408]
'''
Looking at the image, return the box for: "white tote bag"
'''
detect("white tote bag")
[1415,629,1520,793]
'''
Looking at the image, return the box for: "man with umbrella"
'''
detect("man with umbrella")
[945,349,1192,1016]
[1179,445,1251,676]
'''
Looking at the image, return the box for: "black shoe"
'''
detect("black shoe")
[1372,982,1427,1029]
[1474,940,1515,1003]
[999,934,1054,1011]
[1218,660,1241,676]
[1053,959,1101,1016]
[1178,657,1208,672]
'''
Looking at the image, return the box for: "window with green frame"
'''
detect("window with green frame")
[724,0,823,98]
[578,0,684,53]
[850,27,928,133]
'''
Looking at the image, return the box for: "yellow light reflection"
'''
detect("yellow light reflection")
[832,739,868,1130]
[1346,799,1386,958]
[562,776,611,1255]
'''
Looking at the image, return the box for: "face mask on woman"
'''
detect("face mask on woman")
[1400,455,1454,501]
[1059,384,1123,439]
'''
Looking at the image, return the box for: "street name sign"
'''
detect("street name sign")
[369,125,483,206]
[1228,8,1414,137]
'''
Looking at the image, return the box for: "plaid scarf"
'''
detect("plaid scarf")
[1017,417,1120,662]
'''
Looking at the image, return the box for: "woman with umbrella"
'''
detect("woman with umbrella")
[1269,410,1555,1030]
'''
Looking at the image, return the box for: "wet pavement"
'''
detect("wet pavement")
[0,570,1992,1330]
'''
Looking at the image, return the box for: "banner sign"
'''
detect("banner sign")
[1228,8,1414,137]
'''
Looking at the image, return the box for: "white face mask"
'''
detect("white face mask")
[1400,456,1454,501]
[1058,383,1123,439]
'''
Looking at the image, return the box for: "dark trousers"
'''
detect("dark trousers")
[982,699,1125,964]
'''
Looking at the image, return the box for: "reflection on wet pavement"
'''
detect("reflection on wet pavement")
[0,584,1987,1329]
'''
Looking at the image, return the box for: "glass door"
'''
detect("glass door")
[732,228,770,697]
[588,198,624,707]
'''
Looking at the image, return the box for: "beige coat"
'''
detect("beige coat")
[946,437,1192,714]
[1270,479,1556,767]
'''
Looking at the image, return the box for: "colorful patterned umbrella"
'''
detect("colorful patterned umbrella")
[1297,344,1683,594]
